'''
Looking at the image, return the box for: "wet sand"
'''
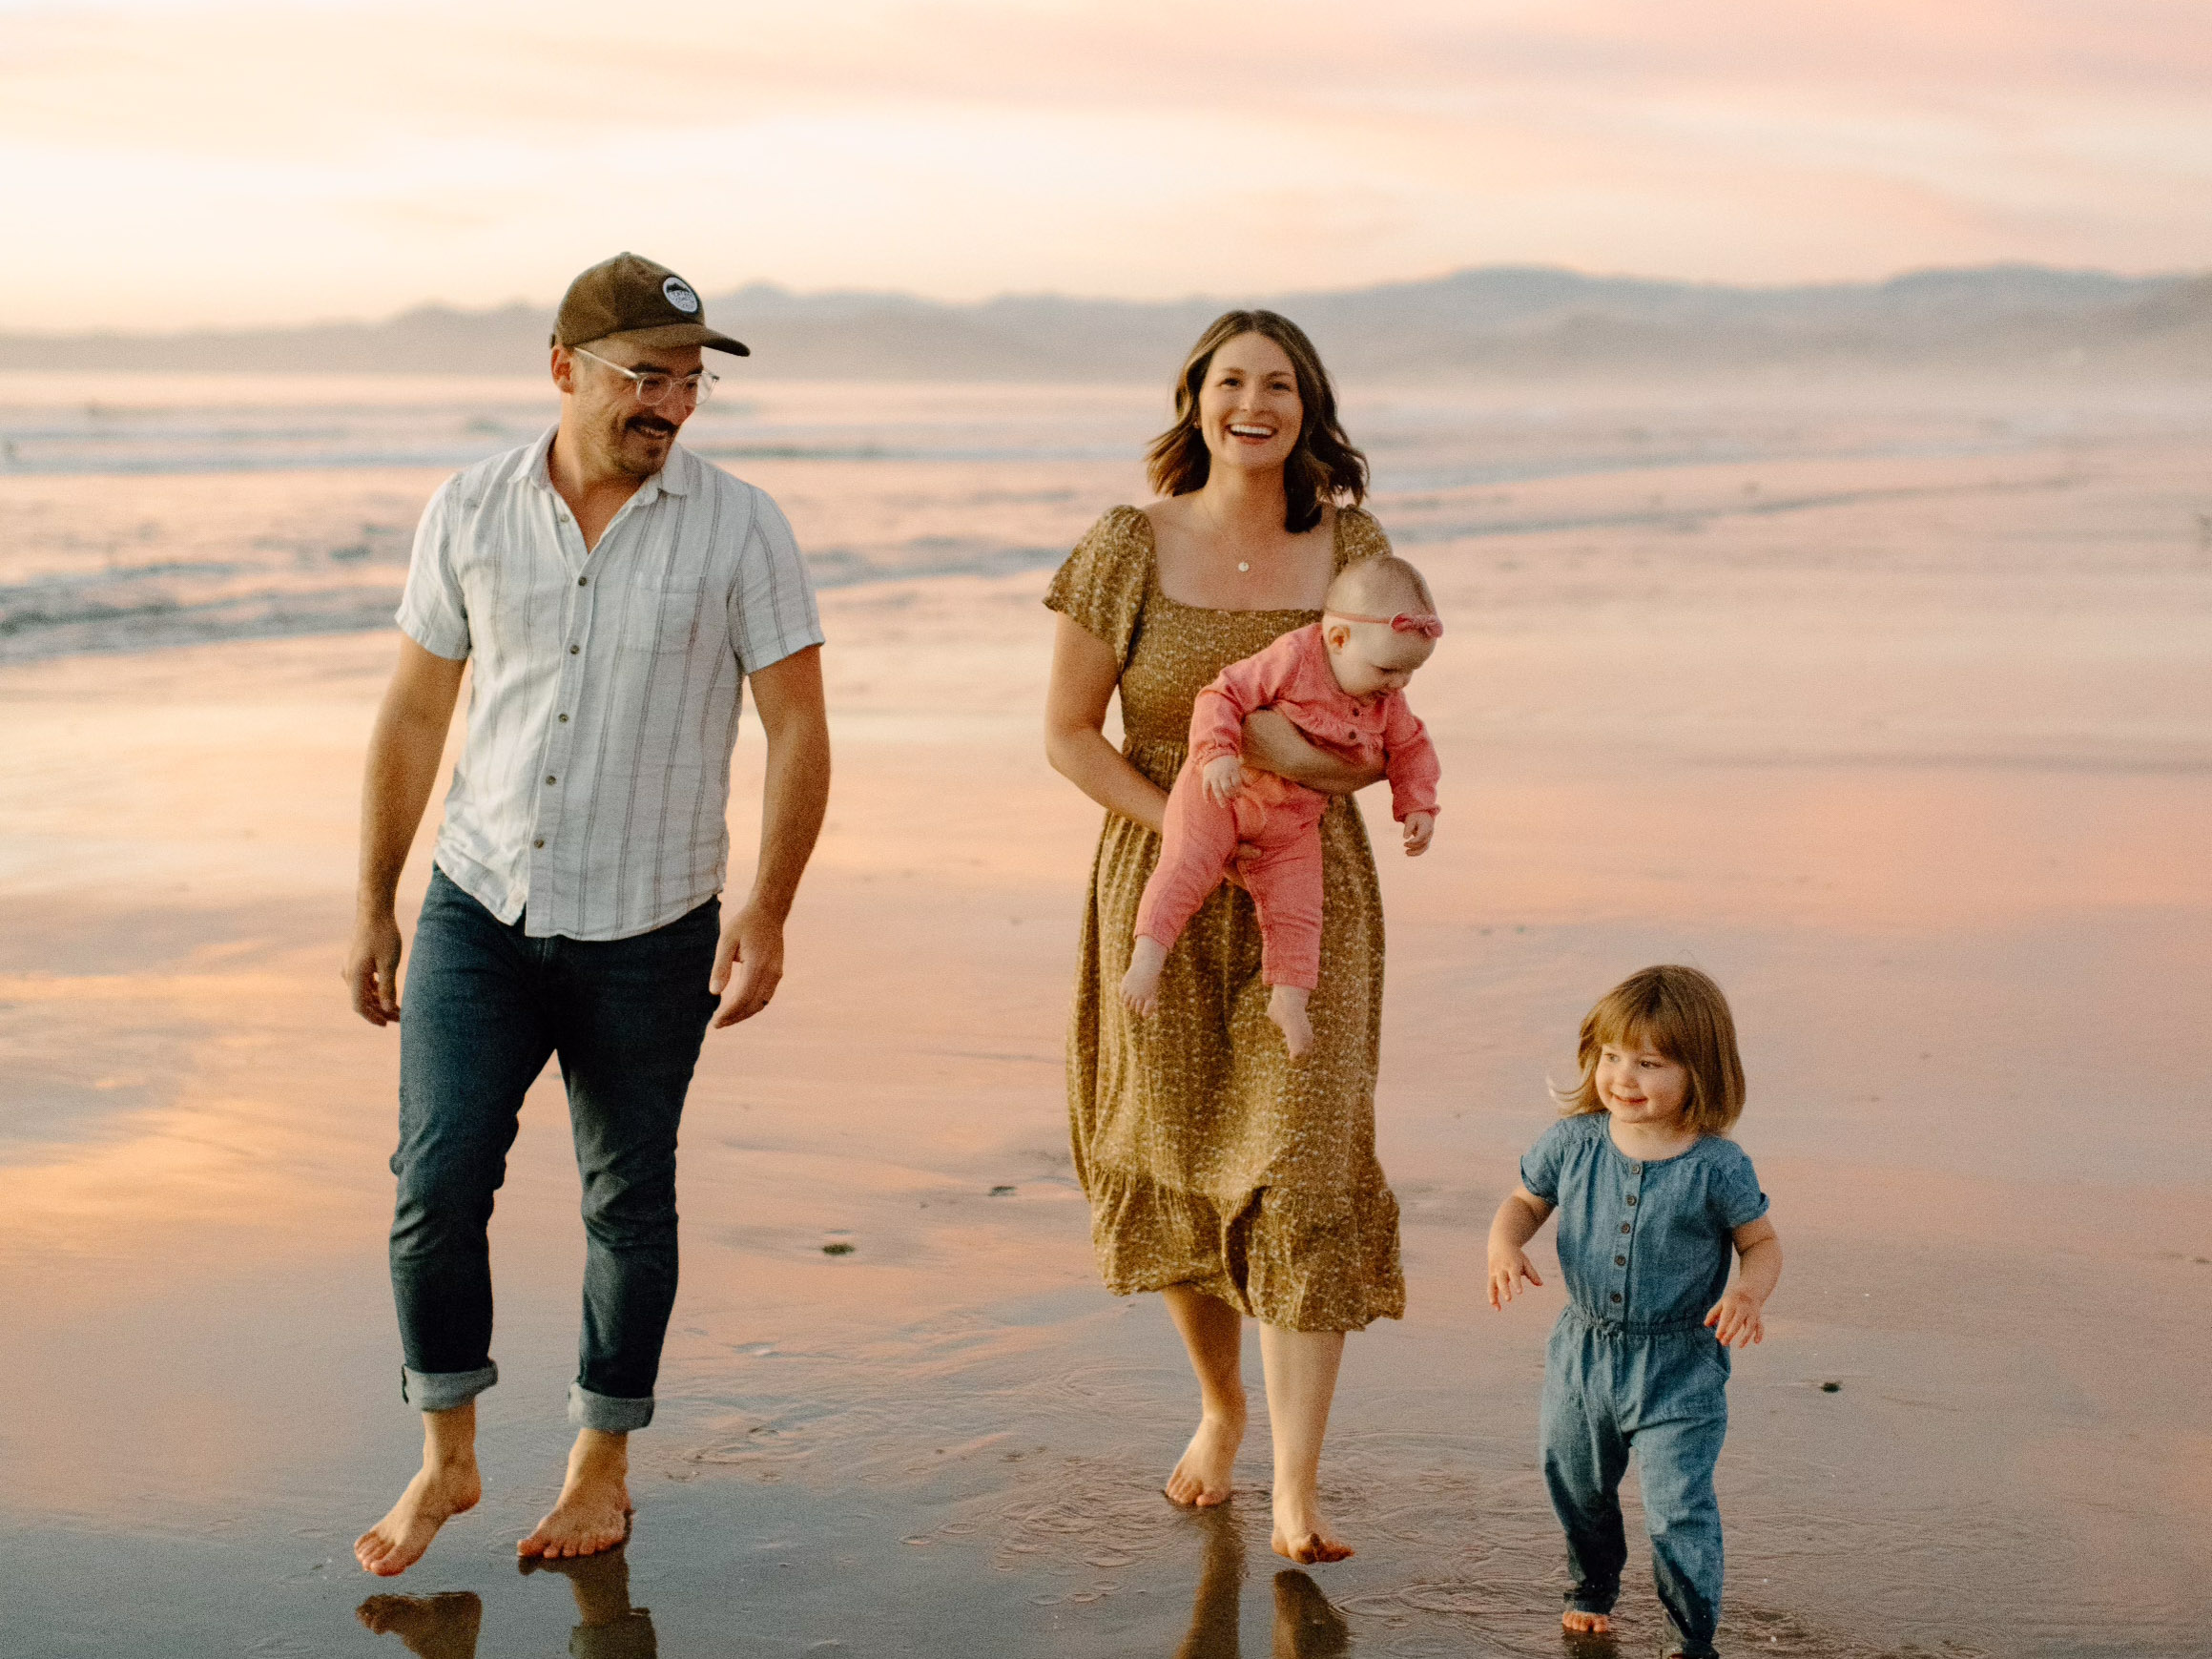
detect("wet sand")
[3,417,2209,1655]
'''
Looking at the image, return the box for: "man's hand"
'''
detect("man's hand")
[709,903,786,1029]
[1704,1287,1767,1348]
[1202,754,1245,805]
[344,911,404,1027]
[1402,811,1435,856]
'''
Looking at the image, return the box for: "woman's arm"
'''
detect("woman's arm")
[1044,612,1169,836]
[1241,710,1387,796]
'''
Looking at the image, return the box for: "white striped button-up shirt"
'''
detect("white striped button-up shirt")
[396,426,823,941]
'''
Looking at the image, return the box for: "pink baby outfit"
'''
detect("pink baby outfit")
[1134,623,1441,991]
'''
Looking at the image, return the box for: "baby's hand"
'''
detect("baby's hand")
[1487,1246,1542,1311]
[1704,1288,1767,1348]
[1202,755,1246,805]
[1402,812,1435,856]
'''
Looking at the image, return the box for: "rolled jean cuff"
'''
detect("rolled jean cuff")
[402,1362,498,1413]
[569,1381,654,1433]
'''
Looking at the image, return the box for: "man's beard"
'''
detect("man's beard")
[610,413,677,475]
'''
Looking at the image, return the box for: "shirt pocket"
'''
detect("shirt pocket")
[618,576,709,656]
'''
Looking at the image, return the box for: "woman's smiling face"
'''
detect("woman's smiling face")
[1197,332,1302,477]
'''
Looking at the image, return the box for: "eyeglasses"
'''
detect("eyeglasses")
[571,345,717,408]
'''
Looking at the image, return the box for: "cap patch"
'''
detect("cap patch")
[661,277,700,315]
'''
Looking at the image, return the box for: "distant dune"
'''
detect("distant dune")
[3,265,2206,381]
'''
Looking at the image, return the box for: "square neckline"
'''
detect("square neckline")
[1135,504,1346,618]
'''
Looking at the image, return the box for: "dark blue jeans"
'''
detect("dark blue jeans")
[390,867,719,1432]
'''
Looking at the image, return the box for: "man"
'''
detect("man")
[344,253,830,1576]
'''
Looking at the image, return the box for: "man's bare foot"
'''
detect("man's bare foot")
[1268,985,1313,1059]
[1271,1489,1352,1564]
[356,1460,483,1578]
[1562,1609,1613,1634]
[1165,1406,1245,1506]
[518,1429,632,1561]
[1123,937,1168,1015]
[356,1591,483,1658]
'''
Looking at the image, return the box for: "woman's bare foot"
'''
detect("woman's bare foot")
[1270,1487,1352,1564]
[356,1459,483,1577]
[356,1591,483,1658]
[1267,985,1313,1059]
[1272,1569,1352,1657]
[1122,937,1168,1015]
[517,1429,632,1561]
[1165,1404,1245,1506]
[1561,1609,1613,1634]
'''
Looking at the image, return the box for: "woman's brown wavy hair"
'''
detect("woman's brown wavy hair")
[1145,310,1368,534]
[1551,964,1748,1137]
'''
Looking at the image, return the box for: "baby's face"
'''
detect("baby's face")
[1324,620,1435,698]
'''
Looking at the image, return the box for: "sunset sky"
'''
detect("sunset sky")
[4,0,2207,330]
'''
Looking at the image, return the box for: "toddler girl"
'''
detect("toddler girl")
[1120,555,1442,1057]
[1487,964,1782,1658]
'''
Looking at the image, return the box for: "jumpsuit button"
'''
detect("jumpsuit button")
[1609,1292,1623,1303]
[1620,1222,1632,1234]
[1627,1162,1642,1173]
[1624,1195,1638,1207]
[1614,1255,1627,1266]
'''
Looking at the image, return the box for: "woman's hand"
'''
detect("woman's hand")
[1202,755,1245,804]
[1240,710,1385,797]
[1401,812,1435,856]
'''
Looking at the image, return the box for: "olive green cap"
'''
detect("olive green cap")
[551,252,749,356]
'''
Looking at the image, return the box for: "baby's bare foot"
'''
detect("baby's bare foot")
[355,1459,483,1577]
[1561,1608,1613,1634]
[1271,1488,1353,1565]
[1165,1406,1245,1506]
[1122,937,1168,1015]
[518,1432,631,1561]
[356,1590,483,1657]
[1268,985,1313,1059]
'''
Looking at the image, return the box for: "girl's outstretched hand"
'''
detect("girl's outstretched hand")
[1487,1248,1542,1311]
[1704,1289,1766,1348]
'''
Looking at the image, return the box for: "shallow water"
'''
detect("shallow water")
[2,377,2208,1656]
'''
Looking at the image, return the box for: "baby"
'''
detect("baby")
[1121,555,1442,1057]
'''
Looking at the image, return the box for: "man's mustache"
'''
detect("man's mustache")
[625,415,677,438]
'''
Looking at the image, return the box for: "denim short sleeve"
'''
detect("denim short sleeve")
[1711,1142,1770,1231]
[1519,1119,1572,1204]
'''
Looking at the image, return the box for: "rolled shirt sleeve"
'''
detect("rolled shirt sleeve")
[728,487,824,674]
[394,474,471,661]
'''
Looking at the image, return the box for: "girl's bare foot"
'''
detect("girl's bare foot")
[517,1430,632,1561]
[1268,985,1313,1059]
[1562,1609,1613,1634]
[1122,938,1168,1015]
[1270,1488,1352,1564]
[1165,1405,1245,1506]
[355,1459,483,1577]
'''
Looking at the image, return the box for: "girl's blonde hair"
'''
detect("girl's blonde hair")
[1552,964,1747,1135]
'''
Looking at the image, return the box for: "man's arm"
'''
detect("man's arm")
[711,644,830,1029]
[343,637,466,1026]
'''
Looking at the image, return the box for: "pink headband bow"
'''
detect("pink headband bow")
[1332,610,1443,639]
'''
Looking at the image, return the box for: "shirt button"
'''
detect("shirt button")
[1624,1195,1639,1207]
[1614,1255,1627,1267]
[1609,1292,1623,1303]
[558,713,569,722]
[578,576,588,587]
[546,775,557,785]
[569,644,580,654]
[533,838,545,849]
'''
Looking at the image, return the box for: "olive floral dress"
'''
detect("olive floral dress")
[1045,505,1405,1333]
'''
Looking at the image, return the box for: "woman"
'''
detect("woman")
[1043,310,1403,1565]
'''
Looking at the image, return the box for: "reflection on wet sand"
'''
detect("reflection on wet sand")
[1173,1509,1351,1659]
[360,1551,656,1659]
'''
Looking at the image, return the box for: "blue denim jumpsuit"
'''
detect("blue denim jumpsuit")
[1520,1113,1768,1658]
